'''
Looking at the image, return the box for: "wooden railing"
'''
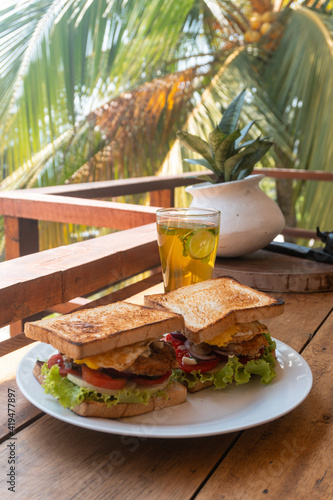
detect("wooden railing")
[0,168,332,337]
[1,168,331,261]
[0,172,198,260]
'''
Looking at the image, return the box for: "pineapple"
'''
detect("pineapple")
[176,90,272,183]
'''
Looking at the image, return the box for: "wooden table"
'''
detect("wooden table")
[0,269,332,498]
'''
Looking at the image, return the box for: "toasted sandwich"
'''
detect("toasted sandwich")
[144,277,284,392]
[25,301,187,418]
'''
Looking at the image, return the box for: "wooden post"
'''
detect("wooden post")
[149,189,174,208]
[4,216,39,335]
[4,216,39,260]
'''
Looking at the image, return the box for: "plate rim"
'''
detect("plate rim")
[16,339,313,438]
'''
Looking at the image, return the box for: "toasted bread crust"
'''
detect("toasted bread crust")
[33,361,45,385]
[186,379,213,393]
[71,382,187,418]
[33,361,187,418]
[144,276,284,344]
[25,302,184,359]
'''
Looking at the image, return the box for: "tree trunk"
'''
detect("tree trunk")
[274,146,297,242]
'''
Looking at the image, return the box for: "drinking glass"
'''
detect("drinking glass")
[156,207,220,292]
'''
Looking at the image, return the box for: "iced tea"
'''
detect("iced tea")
[156,208,220,292]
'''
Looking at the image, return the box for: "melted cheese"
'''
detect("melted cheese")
[205,324,239,347]
[75,339,153,372]
[205,321,267,347]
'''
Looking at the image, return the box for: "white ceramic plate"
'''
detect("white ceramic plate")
[16,340,312,438]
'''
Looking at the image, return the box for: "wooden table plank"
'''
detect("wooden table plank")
[262,291,333,351]
[0,280,332,498]
[1,313,331,498]
[0,413,237,498]
[0,344,42,441]
[194,311,333,500]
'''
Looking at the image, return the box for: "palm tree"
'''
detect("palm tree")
[0,0,332,259]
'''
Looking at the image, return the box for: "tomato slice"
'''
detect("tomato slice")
[81,365,127,390]
[165,333,221,374]
[47,353,63,369]
[59,366,81,377]
[132,371,171,386]
[164,333,182,348]
[179,358,220,374]
[48,353,81,377]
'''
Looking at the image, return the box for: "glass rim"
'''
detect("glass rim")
[156,207,220,218]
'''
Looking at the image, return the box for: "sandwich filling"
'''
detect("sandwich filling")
[39,339,179,410]
[165,321,276,389]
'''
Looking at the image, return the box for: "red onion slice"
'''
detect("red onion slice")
[213,348,231,357]
[184,340,217,360]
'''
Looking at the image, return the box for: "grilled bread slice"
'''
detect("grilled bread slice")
[144,276,284,344]
[25,301,184,359]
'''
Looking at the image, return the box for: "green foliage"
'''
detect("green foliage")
[0,1,332,260]
[0,0,200,188]
[176,90,273,182]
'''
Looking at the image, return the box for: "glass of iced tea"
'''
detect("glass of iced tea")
[156,207,220,292]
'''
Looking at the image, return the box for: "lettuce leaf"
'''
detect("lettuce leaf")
[171,333,277,389]
[41,364,169,410]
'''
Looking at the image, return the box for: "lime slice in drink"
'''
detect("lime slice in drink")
[186,230,215,260]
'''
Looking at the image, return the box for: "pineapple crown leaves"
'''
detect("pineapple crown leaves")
[176,90,273,183]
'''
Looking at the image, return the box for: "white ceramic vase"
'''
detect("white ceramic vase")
[185,174,285,258]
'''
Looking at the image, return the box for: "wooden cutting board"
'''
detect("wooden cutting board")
[213,249,333,292]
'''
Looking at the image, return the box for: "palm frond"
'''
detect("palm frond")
[0,130,73,189]
[60,67,208,185]
[170,5,333,230]
[254,7,333,230]
[0,0,200,183]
